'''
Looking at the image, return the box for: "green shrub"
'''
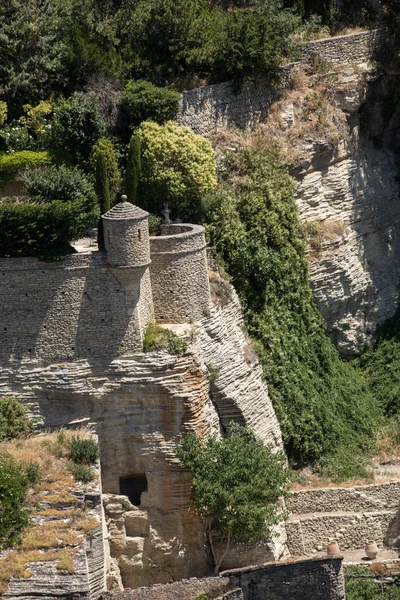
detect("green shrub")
[120,80,180,131]
[71,464,95,484]
[69,437,99,465]
[0,165,100,258]
[143,323,188,355]
[138,121,216,221]
[0,398,32,442]
[47,94,106,166]
[315,445,372,483]
[148,213,162,234]
[25,461,40,484]
[89,138,120,202]
[0,151,51,188]
[345,566,400,600]
[0,454,29,550]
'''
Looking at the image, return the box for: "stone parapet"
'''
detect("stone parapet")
[149,223,211,323]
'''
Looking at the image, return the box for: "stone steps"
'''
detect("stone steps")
[286,509,396,556]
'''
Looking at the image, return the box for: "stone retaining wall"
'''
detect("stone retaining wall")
[177,29,381,137]
[287,481,400,513]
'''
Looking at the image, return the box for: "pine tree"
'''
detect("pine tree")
[95,152,110,251]
[125,134,141,205]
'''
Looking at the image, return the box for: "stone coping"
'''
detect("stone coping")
[221,554,343,576]
[306,28,378,47]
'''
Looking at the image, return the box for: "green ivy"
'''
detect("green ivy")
[206,143,380,467]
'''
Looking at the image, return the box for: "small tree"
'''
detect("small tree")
[125,134,141,205]
[95,152,110,250]
[138,121,216,222]
[175,423,290,574]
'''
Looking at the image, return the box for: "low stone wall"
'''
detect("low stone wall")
[224,555,345,600]
[303,28,381,66]
[101,576,232,600]
[287,481,400,514]
[177,29,381,137]
[149,223,211,323]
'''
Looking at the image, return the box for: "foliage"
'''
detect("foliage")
[175,423,290,573]
[47,94,106,166]
[0,103,7,127]
[89,138,120,202]
[205,142,380,467]
[148,213,162,234]
[95,153,110,250]
[25,462,40,484]
[0,151,51,177]
[138,121,216,221]
[0,398,32,443]
[345,567,400,600]
[69,437,100,465]
[20,102,53,136]
[125,135,141,205]
[121,80,180,131]
[0,454,29,550]
[95,153,111,215]
[0,166,99,258]
[143,323,188,355]
[0,1,71,113]
[314,445,372,483]
[71,464,95,483]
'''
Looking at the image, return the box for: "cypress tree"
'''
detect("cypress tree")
[95,152,110,251]
[125,134,141,205]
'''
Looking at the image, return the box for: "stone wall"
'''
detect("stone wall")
[0,253,149,362]
[224,556,345,600]
[287,481,400,514]
[177,30,381,138]
[149,223,211,323]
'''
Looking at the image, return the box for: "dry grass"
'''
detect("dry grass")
[374,420,400,463]
[306,220,347,251]
[0,428,99,594]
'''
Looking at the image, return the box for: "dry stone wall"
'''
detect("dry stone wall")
[177,30,381,138]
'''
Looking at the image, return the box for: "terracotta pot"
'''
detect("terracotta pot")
[365,541,379,560]
[327,541,340,555]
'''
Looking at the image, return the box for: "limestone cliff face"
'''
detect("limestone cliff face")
[289,68,400,356]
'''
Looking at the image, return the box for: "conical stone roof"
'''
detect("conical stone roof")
[103,201,148,221]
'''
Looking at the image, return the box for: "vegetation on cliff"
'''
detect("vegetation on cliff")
[176,423,290,573]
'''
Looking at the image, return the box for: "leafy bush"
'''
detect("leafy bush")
[148,213,162,234]
[0,102,7,127]
[120,80,180,131]
[0,454,29,550]
[25,461,41,484]
[69,437,99,465]
[0,398,32,442]
[143,323,188,355]
[138,121,216,221]
[89,138,120,202]
[0,102,53,153]
[206,142,380,467]
[176,422,290,573]
[71,464,95,483]
[345,566,400,600]
[0,165,100,258]
[47,94,106,166]
[0,151,51,188]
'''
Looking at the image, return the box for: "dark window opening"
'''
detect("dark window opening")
[138,229,142,242]
[120,474,147,506]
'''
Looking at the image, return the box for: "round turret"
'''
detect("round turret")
[102,199,150,267]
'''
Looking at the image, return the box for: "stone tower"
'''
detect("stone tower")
[102,199,154,346]
[102,199,151,268]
